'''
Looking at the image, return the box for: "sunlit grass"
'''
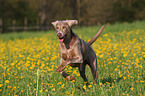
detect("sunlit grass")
[0,21,145,96]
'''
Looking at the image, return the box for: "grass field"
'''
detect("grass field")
[0,21,145,96]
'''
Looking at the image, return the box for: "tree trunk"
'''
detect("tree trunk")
[77,0,81,22]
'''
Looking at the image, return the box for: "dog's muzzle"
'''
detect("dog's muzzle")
[57,33,66,43]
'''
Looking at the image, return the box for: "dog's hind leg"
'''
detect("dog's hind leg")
[88,58,98,84]
[78,63,88,83]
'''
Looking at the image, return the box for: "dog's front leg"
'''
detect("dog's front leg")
[56,59,75,81]
[56,59,70,72]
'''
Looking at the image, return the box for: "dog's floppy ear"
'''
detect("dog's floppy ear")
[51,20,59,27]
[65,20,78,27]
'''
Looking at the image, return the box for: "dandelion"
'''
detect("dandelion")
[130,87,134,91]
[19,54,24,57]
[119,74,123,77]
[114,68,118,72]
[52,88,55,91]
[90,82,93,84]
[83,85,86,90]
[71,80,75,83]
[5,80,9,84]
[45,89,48,92]
[123,54,127,57]
[62,84,65,88]
[140,80,145,83]
[39,89,43,93]
[106,82,110,84]
[13,86,16,90]
[11,63,15,66]
[123,76,127,80]
[100,82,102,85]
[66,91,69,94]
[103,34,108,37]
[99,54,103,58]
[50,85,53,88]
[57,82,61,85]
[88,85,92,88]
[0,84,3,87]
[139,66,143,68]
[21,90,23,93]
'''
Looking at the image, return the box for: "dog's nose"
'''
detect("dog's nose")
[57,33,62,38]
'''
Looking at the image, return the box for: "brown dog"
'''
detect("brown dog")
[52,20,105,84]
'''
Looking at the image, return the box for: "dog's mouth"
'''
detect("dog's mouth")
[58,35,67,43]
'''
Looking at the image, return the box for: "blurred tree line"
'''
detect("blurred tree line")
[0,0,145,32]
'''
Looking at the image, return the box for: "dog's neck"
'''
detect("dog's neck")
[63,28,75,49]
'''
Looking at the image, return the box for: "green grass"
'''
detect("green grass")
[0,20,145,96]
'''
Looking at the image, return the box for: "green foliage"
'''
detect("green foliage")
[0,0,38,25]
[1,0,145,31]
[113,0,145,22]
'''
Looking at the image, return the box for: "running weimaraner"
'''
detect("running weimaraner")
[52,20,105,84]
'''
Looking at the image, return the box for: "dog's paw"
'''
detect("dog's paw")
[56,68,60,72]
[66,75,75,81]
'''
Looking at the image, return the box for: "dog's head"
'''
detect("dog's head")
[52,20,78,43]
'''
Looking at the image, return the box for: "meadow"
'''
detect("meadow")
[0,21,145,96]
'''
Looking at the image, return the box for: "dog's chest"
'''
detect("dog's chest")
[60,44,77,60]
[61,48,77,60]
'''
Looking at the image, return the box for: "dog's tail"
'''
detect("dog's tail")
[88,25,106,45]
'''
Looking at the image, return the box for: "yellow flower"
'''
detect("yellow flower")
[130,87,134,91]
[19,54,24,57]
[52,88,55,91]
[123,76,127,80]
[57,82,61,85]
[140,80,145,83]
[11,63,15,66]
[39,89,43,93]
[88,85,92,88]
[99,54,103,58]
[13,86,16,90]
[5,80,9,83]
[50,85,53,88]
[0,84,3,87]
[106,82,110,84]
[139,66,143,68]
[71,80,75,83]
[83,82,88,84]
[62,84,65,88]
[83,85,86,90]
[119,74,123,77]
[103,34,108,37]
[114,68,118,72]
[100,82,102,85]
[123,54,127,57]
[21,90,23,93]
[90,82,93,84]
[66,91,69,94]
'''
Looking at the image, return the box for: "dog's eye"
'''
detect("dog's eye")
[62,26,66,29]
[56,27,59,30]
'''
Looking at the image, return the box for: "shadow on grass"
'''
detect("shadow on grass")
[100,75,123,86]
